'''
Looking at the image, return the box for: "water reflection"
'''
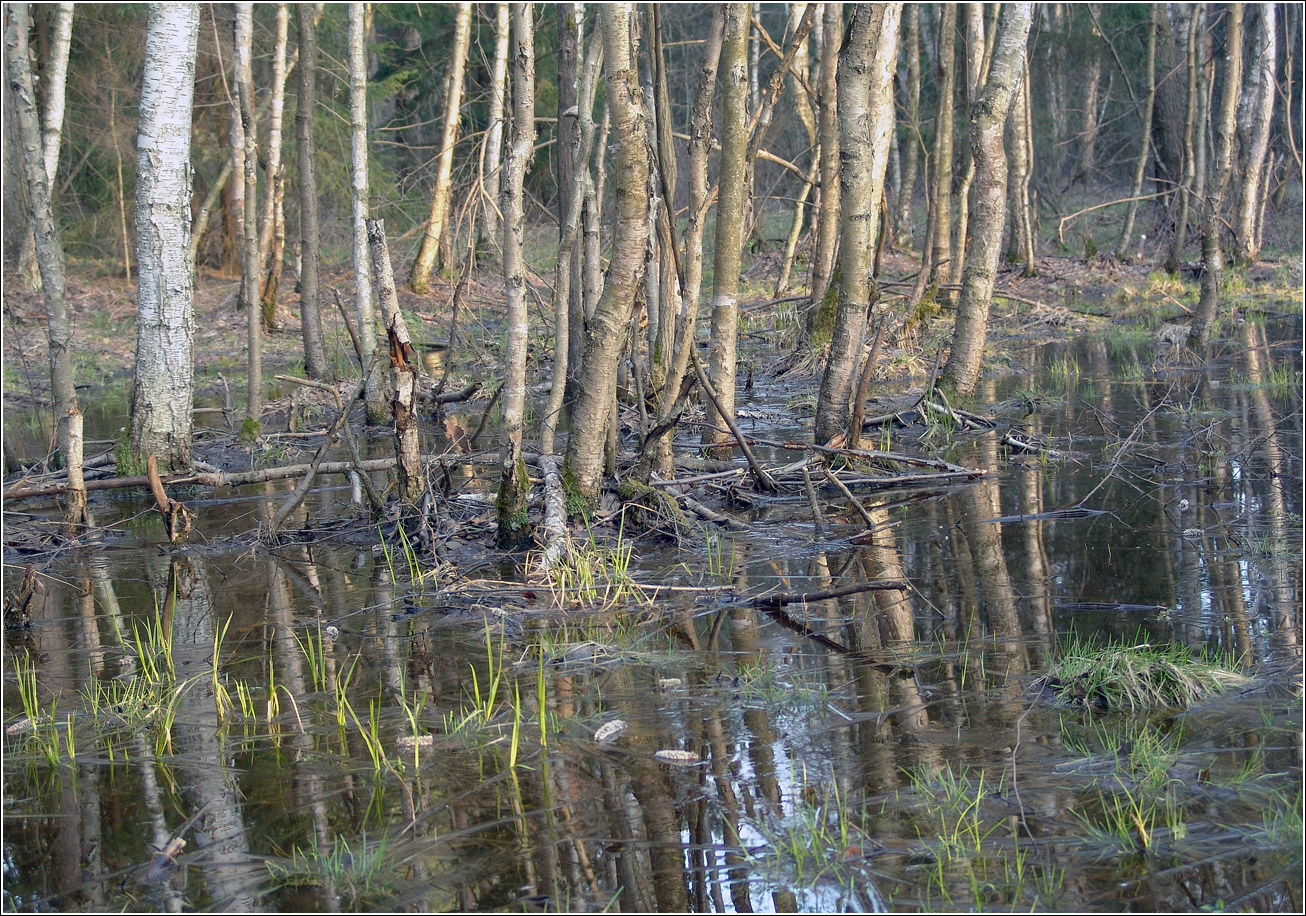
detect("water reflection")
[3,326,1301,911]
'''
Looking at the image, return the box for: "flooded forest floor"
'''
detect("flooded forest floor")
[2,238,1303,912]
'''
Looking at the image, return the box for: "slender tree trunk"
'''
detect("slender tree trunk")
[481,2,510,246]
[950,2,984,290]
[640,7,725,480]
[894,3,922,245]
[557,2,578,249]
[410,2,472,292]
[703,3,752,458]
[14,1,70,290]
[235,4,262,427]
[775,1,816,292]
[571,78,606,394]
[129,3,200,474]
[348,3,382,421]
[296,3,329,379]
[542,19,601,456]
[940,2,1032,397]
[563,2,649,511]
[814,3,902,446]
[5,2,76,459]
[257,4,290,330]
[1167,4,1199,274]
[1234,2,1276,264]
[808,1,842,320]
[497,2,536,548]
[1118,3,1158,259]
[1075,6,1102,182]
[367,220,424,504]
[227,5,246,296]
[1006,61,1036,276]
[1192,4,1243,349]
[928,4,956,288]
[650,7,678,394]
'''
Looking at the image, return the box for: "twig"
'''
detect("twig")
[689,349,777,492]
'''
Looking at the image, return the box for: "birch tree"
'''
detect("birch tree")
[894,3,923,244]
[256,4,290,328]
[129,3,201,474]
[497,2,535,548]
[481,3,510,244]
[564,2,649,511]
[928,4,957,289]
[808,1,842,322]
[296,2,329,379]
[702,3,751,458]
[813,3,902,446]
[1117,3,1158,260]
[410,2,472,293]
[940,2,1033,396]
[1192,4,1244,349]
[233,4,263,429]
[639,7,724,480]
[14,2,71,290]
[4,2,77,461]
[1234,2,1276,263]
[348,3,382,421]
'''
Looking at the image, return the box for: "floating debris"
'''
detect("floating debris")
[654,749,701,766]
[658,677,683,690]
[593,719,628,745]
[396,734,434,749]
[6,717,35,736]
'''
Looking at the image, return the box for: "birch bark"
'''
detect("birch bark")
[129,3,201,473]
[410,2,472,292]
[497,2,535,547]
[703,3,752,457]
[813,3,902,445]
[940,3,1033,396]
[563,2,649,510]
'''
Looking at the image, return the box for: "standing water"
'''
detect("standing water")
[3,321,1301,912]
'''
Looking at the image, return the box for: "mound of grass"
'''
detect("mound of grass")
[1030,638,1249,711]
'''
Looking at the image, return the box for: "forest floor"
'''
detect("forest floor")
[2,221,1301,470]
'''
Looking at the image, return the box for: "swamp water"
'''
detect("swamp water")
[3,320,1302,912]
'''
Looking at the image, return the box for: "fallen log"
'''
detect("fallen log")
[2,458,399,502]
[754,578,910,609]
[534,453,571,575]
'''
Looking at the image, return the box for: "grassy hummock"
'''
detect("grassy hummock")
[1029,637,1250,711]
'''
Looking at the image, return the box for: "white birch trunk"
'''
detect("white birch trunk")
[410,2,472,293]
[348,3,381,421]
[1235,3,1276,263]
[481,2,510,245]
[257,3,289,324]
[236,4,261,425]
[814,3,902,445]
[131,3,200,473]
[497,2,535,548]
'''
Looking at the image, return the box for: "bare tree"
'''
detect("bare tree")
[14,1,71,290]
[1074,4,1103,183]
[813,3,902,446]
[348,3,382,421]
[129,3,201,474]
[410,2,472,293]
[928,3,957,290]
[1234,2,1276,263]
[1118,3,1158,260]
[5,2,77,458]
[481,3,510,245]
[894,3,923,245]
[497,2,535,548]
[564,2,649,511]
[940,2,1033,396]
[1192,4,1244,348]
[296,2,329,379]
[542,18,602,456]
[256,4,290,328]
[808,1,842,324]
[1166,4,1201,274]
[235,3,261,428]
[639,6,724,481]
[1006,58,1036,276]
[702,3,751,458]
